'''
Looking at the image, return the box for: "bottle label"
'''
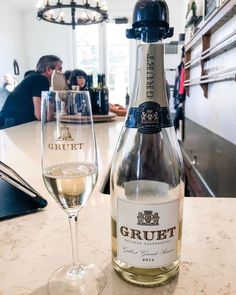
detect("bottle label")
[125,102,173,134]
[117,198,179,268]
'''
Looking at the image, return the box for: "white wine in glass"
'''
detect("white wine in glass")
[41,90,106,295]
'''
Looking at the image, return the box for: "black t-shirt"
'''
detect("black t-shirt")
[0,73,49,128]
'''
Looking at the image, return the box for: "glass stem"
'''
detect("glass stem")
[68,213,81,272]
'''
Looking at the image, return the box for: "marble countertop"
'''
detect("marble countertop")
[0,119,236,295]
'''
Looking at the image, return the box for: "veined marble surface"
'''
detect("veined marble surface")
[0,119,236,295]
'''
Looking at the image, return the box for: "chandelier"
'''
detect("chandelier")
[37,0,108,30]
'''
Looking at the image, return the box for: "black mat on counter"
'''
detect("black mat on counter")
[0,177,47,221]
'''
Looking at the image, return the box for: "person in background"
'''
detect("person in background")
[173,47,185,131]
[2,74,17,92]
[0,55,62,129]
[0,75,10,111]
[165,80,170,103]
[69,69,87,90]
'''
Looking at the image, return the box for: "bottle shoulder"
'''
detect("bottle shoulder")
[113,127,183,168]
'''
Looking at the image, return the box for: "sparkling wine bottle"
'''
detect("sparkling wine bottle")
[87,74,96,115]
[94,74,103,115]
[110,0,184,287]
[125,87,130,108]
[101,74,109,115]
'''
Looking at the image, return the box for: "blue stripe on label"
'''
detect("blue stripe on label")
[125,102,173,134]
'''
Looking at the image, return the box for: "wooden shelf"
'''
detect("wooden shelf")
[200,69,236,96]
[185,0,236,51]
[184,1,236,98]
[201,31,236,60]
[185,69,236,97]
[201,66,236,79]
[185,55,201,69]
[184,78,201,86]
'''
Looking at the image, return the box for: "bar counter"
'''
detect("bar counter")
[0,119,235,295]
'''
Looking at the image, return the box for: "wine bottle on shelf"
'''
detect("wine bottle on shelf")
[110,0,184,288]
[191,0,197,17]
[67,92,75,115]
[101,73,109,115]
[87,74,96,115]
[125,87,130,108]
[86,74,92,90]
[94,74,102,115]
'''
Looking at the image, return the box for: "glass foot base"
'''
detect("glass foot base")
[47,263,106,295]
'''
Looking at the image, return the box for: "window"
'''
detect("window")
[76,25,99,77]
[165,42,178,54]
[75,22,130,105]
[106,23,129,105]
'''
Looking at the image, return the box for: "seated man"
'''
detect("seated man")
[0,55,62,129]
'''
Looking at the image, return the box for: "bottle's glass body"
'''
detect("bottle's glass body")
[101,74,109,115]
[87,74,96,115]
[94,74,102,115]
[125,87,130,108]
[110,42,184,287]
[93,74,109,115]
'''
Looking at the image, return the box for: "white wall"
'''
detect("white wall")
[105,0,186,99]
[185,16,236,145]
[23,0,186,70]
[0,0,186,85]
[24,12,74,72]
[0,1,27,82]
[108,0,186,41]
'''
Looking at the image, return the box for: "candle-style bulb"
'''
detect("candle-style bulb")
[60,12,64,21]
[49,10,54,19]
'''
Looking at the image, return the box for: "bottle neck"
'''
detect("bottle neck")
[101,74,106,87]
[87,75,93,88]
[125,42,173,134]
[97,74,102,88]
[131,42,168,107]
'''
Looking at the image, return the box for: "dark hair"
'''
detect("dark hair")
[64,70,72,81]
[36,55,62,73]
[69,69,87,89]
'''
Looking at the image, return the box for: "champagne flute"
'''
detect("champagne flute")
[41,90,106,295]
